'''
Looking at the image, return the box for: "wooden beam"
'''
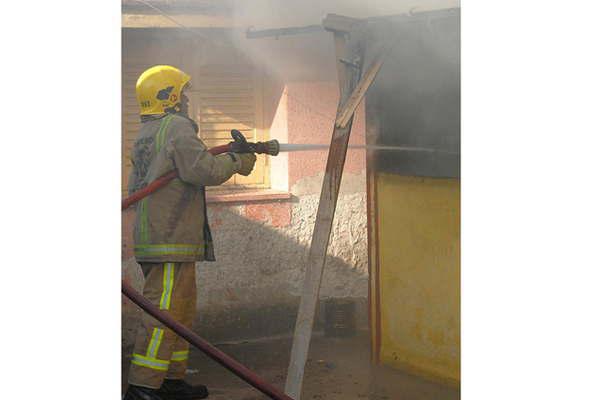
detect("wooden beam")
[365,94,383,365]
[322,13,361,33]
[284,21,365,399]
[122,13,235,28]
[335,47,388,128]
[246,25,323,39]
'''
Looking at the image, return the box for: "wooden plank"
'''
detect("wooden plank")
[246,24,323,39]
[335,47,388,128]
[284,26,364,400]
[365,95,382,365]
[322,13,361,33]
[122,13,235,29]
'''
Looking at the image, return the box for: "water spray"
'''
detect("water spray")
[122,130,458,210]
[278,142,458,154]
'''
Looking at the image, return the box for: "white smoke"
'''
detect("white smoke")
[226,0,459,81]
[230,0,459,29]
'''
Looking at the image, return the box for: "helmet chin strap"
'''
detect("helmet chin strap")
[142,102,197,133]
[140,104,183,123]
[164,103,182,114]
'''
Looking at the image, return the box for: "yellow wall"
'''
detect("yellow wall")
[374,174,460,385]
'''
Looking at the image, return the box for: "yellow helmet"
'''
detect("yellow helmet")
[135,65,191,116]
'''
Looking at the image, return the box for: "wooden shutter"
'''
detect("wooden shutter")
[186,64,268,189]
[122,62,144,196]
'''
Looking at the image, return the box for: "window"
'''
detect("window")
[186,64,269,190]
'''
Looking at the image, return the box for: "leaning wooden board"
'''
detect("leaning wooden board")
[284,14,365,400]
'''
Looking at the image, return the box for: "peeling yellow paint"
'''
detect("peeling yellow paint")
[374,174,460,385]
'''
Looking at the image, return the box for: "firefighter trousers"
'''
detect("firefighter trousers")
[128,262,197,389]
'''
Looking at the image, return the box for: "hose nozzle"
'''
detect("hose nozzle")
[255,139,280,156]
[230,129,279,156]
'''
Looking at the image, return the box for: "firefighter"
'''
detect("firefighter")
[124,65,256,400]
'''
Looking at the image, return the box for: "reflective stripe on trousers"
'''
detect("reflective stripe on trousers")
[147,328,164,358]
[134,244,204,258]
[160,263,175,310]
[129,262,197,386]
[131,353,170,371]
[170,350,189,362]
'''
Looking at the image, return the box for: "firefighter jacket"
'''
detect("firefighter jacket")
[128,113,242,263]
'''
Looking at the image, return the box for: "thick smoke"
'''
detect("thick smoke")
[230,0,459,28]
[124,1,459,82]
[227,0,459,81]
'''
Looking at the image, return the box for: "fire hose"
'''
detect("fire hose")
[122,130,280,210]
[122,130,292,400]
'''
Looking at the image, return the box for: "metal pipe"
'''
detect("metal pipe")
[122,281,295,400]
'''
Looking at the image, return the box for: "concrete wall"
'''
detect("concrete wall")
[123,79,369,344]
[373,174,460,385]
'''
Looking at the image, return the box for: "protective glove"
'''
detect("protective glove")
[236,152,257,176]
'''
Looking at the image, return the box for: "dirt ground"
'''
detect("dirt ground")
[122,332,459,400]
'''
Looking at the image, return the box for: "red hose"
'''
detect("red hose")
[121,143,231,211]
[122,282,294,400]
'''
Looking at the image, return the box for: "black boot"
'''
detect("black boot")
[123,384,165,400]
[157,379,209,400]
